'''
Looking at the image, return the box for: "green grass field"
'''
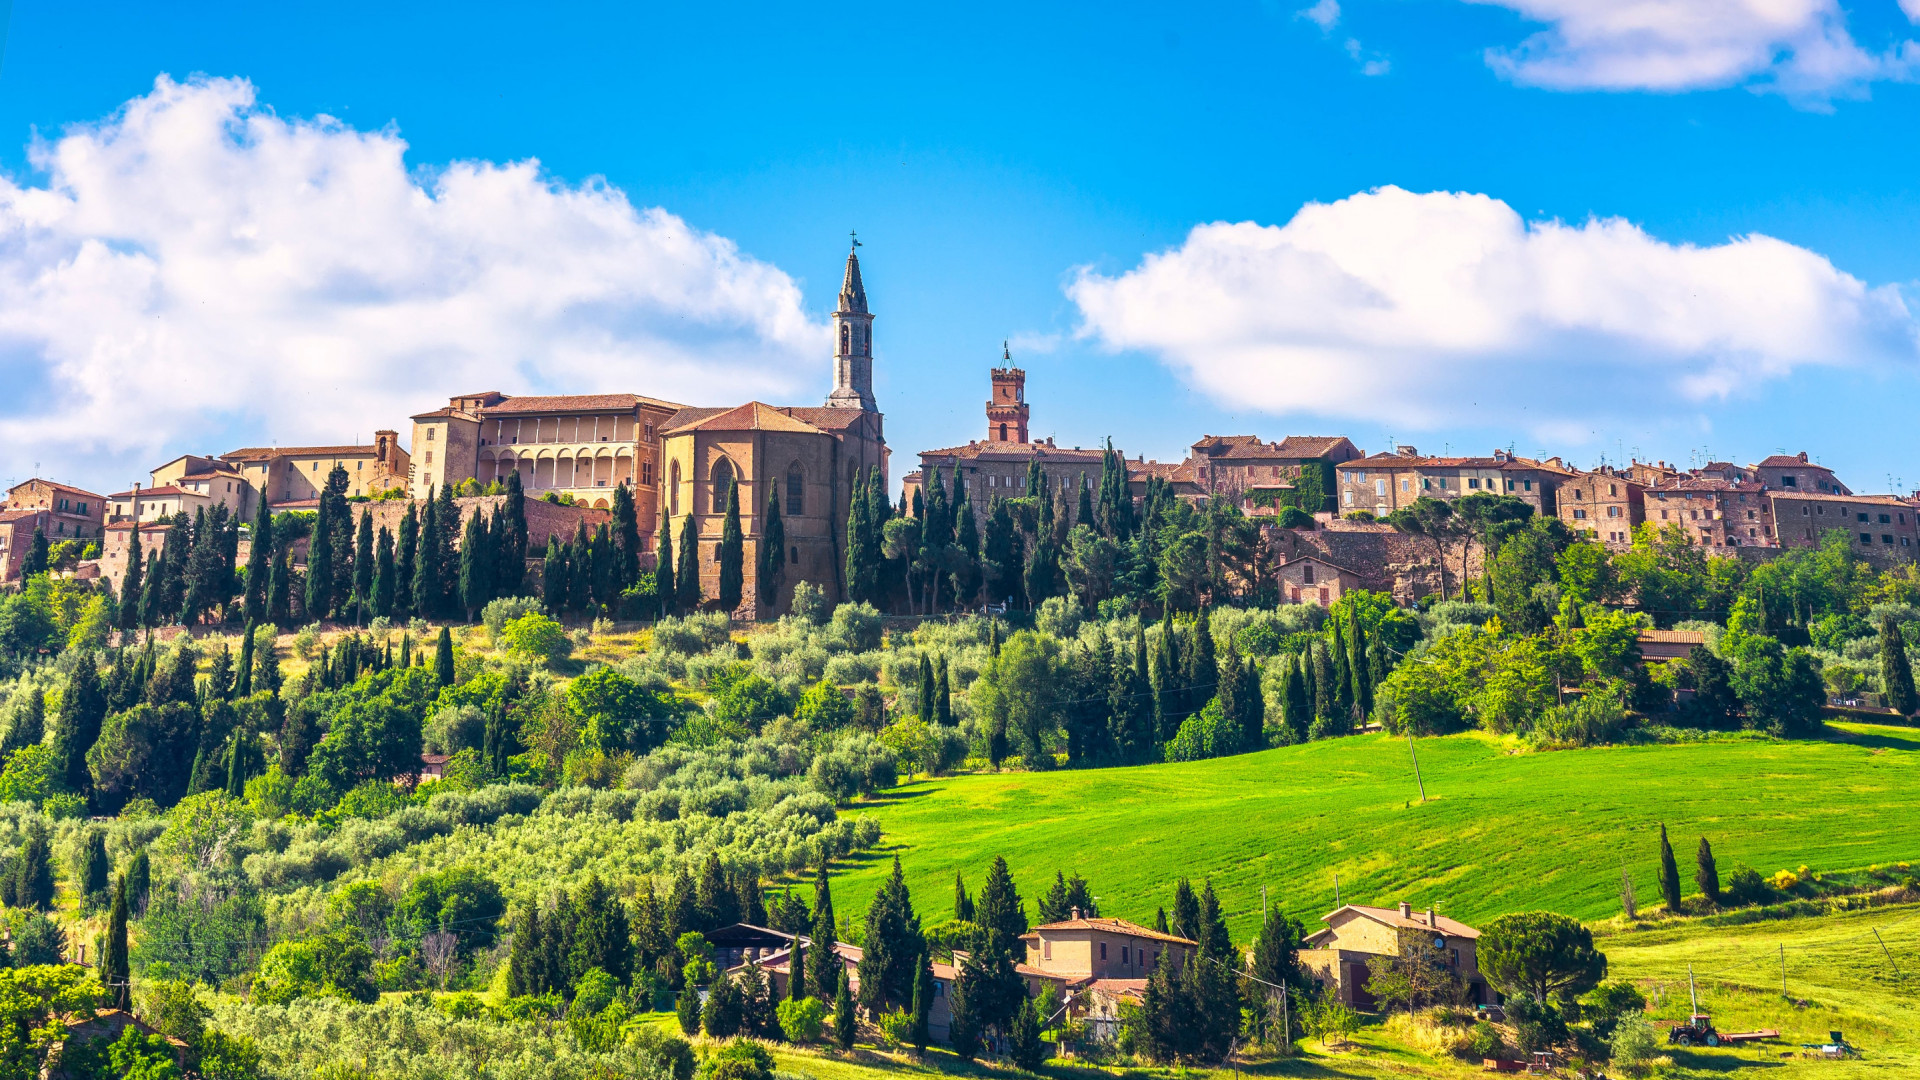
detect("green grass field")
[828,723,1920,942]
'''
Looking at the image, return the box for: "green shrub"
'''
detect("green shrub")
[502,613,571,667]
[1722,865,1773,906]
[1277,506,1315,530]
[481,596,543,641]
[777,996,826,1043]
[1468,1021,1502,1059]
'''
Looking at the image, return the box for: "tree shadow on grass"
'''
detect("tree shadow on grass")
[1663,1047,1791,1073]
[1822,730,1920,752]
[862,786,941,803]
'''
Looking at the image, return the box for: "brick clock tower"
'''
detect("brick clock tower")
[987,344,1029,444]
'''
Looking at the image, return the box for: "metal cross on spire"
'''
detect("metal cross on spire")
[849,230,861,249]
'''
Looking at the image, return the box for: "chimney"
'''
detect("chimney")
[1426,907,1436,927]
[1398,901,1412,920]
[1070,905,1081,920]
[1798,451,1809,462]
[1396,445,1418,457]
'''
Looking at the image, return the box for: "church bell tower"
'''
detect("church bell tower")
[826,237,877,411]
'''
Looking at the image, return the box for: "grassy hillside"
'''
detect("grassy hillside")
[829,723,1920,940]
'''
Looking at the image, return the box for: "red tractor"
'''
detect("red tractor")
[1668,1015,1724,1047]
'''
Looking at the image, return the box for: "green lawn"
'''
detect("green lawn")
[827,723,1920,942]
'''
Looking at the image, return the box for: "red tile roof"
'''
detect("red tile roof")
[481,393,687,415]
[7,479,105,500]
[222,446,381,461]
[1020,917,1197,947]
[108,486,193,498]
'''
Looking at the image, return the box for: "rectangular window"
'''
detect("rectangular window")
[1524,480,1533,491]
[1468,478,1480,489]
[1862,533,1873,544]
[1042,941,1052,961]
[1859,513,1870,523]
[1422,478,1432,490]
[1100,943,1108,961]
[1880,514,1893,524]
[1374,479,1386,496]
[1886,535,1896,545]
[1573,509,1587,519]
[427,429,435,441]
[1343,490,1352,506]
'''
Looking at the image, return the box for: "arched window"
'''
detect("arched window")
[787,461,805,516]
[859,325,869,355]
[840,324,850,353]
[998,423,1008,441]
[711,457,735,515]
[669,461,681,516]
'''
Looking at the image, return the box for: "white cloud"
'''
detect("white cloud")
[1345,38,1393,76]
[1068,186,1919,436]
[1906,0,1920,20]
[1468,0,1920,99]
[0,76,824,491]
[1297,0,1342,31]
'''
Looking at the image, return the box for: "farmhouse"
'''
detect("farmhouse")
[1299,902,1490,1008]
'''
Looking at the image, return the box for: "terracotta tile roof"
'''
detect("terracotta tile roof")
[0,509,47,525]
[1638,629,1706,644]
[920,442,1105,463]
[1347,452,1571,475]
[409,406,470,421]
[1651,477,1768,493]
[1753,455,1826,469]
[180,471,240,482]
[7,479,105,500]
[1020,917,1197,947]
[1770,491,1909,505]
[480,393,688,415]
[1323,904,1480,939]
[109,486,193,498]
[1275,435,1357,458]
[222,445,380,461]
[661,402,827,435]
[1194,435,1355,460]
[660,406,730,430]
[779,406,876,432]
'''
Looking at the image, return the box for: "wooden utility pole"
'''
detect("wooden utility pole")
[1407,727,1427,802]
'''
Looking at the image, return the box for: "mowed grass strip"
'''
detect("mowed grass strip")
[831,725,1920,940]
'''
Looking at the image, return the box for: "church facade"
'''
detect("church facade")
[658,244,889,617]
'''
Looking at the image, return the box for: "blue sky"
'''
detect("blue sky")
[3,0,1920,496]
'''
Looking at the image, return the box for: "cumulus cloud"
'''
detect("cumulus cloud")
[1068,187,1919,437]
[1297,0,1342,31]
[1468,0,1920,99]
[0,75,824,490]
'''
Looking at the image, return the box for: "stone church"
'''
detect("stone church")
[658,243,890,617]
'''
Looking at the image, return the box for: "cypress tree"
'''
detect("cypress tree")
[759,488,786,608]
[104,875,131,1010]
[543,536,567,613]
[674,515,702,613]
[935,659,952,726]
[20,528,48,579]
[947,964,980,1062]
[372,526,396,619]
[15,838,53,911]
[55,652,107,798]
[268,544,291,625]
[845,476,873,605]
[1658,824,1683,911]
[394,500,418,619]
[1009,997,1044,1071]
[460,509,493,621]
[788,937,806,1003]
[243,498,272,623]
[435,626,455,687]
[305,497,334,619]
[1696,836,1720,903]
[413,490,440,618]
[1310,642,1333,721]
[434,484,459,617]
[910,956,932,1056]
[807,859,839,1004]
[1348,612,1371,717]
[117,523,144,631]
[353,510,374,622]
[1327,612,1351,714]
[565,522,590,615]
[592,522,615,610]
[953,872,974,923]
[78,830,110,905]
[235,625,255,698]
[655,514,676,618]
[1880,616,1917,714]
[716,479,744,612]
[833,967,855,1050]
[502,470,530,596]
[918,655,935,723]
[1075,472,1095,531]
[226,731,251,798]
[1282,654,1310,743]
[610,482,639,592]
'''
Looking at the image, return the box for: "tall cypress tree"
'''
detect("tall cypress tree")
[806,859,839,1006]
[1696,836,1720,903]
[104,875,131,1009]
[845,476,873,605]
[501,470,529,597]
[935,658,953,726]
[117,523,145,631]
[674,515,702,613]
[460,509,493,621]
[918,655,935,723]
[759,488,786,608]
[235,625,255,698]
[435,626,455,687]
[543,536,567,613]
[566,522,591,615]
[395,500,418,619]
[655,514,676,618]
[243,498,272,624]
[55,651,107,798]
[717,479,744,612]
[412,488,440,619]
[592,522,615,609]
[372,526,396,619]
[1658,824,1683,911]
[1880,616,1917,714]
[306,497,334,620]
[268,544,291,625]
[1348,614,1372,718]
[433,484,459,618]
[610,482,639,592]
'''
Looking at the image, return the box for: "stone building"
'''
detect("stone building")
[407,392,680,535]
[0,509,53,583]
[1750,451,1849,495]
[908,354,1110,520]
[656,243,890,617]
[1335,447,1573,518]
[1770,491,1918,564]
[1187,434,1361,505]
[1645,477,1777,548]
[1300,902,1489,1009]
[220,438,411,510]
[1556,466,1646,547]
[4,479,105,540]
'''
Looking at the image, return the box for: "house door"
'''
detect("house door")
[1347,963,1376,1009]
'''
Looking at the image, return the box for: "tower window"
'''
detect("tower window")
[840,324,850,352]
[787,462,806,515]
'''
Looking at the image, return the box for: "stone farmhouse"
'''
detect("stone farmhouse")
[1300,902,1490,1009]
[1556,465,1646,548]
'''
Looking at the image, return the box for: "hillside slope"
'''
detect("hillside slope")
[830,724,1920,940]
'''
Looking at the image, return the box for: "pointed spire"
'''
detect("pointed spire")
[838,240,868,315]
